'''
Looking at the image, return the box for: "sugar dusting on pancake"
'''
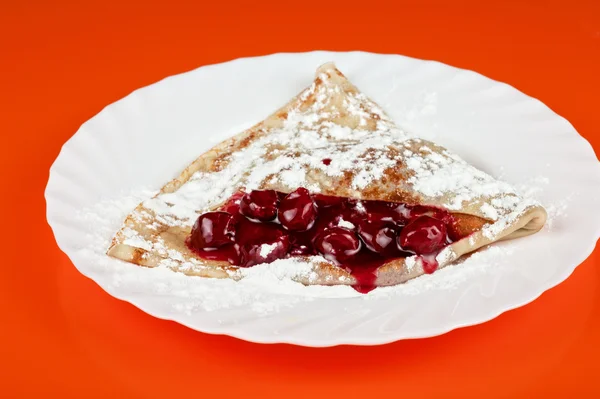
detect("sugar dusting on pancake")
[77,184,557,313]
[141,64,535,228]
[110,63,546,285]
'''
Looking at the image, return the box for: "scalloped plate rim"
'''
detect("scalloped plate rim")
[45,51,600,347]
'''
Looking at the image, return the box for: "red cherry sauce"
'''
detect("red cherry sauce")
[186,189,462,293]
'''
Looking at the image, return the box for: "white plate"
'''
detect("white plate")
[45,51,600,346]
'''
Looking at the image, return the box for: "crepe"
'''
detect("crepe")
[107,62,547,287]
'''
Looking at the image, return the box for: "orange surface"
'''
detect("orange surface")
[2,0,599,397]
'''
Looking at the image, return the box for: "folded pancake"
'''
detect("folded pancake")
[108,62,547,287]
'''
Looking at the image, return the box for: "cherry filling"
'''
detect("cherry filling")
[357,221,399,256]
[189,212,237,249]
[239,189,279,221]
[315,227,362,263]
[398,215,448,254]
[240,235,290,268]
[278,187,318,231]
[187,187,463,293]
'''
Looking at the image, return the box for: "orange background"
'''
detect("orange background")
[2,0,599,397]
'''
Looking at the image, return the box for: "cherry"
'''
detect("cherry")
[289,244,313,256]
[398,216,448,254]
[363,201,406,224]
[357,221,398,255]
[188,189,459,294]
[220,191,244,215]
[314,227,362,263]
[278,187,318,231]
[236,218,286,243]
[239,235,290,267]
[287,230,318,256]
[189,211,237,250]
[239,189,279,221]
[312,193,346,208]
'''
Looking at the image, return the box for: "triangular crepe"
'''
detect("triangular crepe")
[108,63,546,288]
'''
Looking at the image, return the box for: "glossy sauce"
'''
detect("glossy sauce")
[187,189,461,293]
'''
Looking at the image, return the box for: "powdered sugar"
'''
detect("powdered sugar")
[404,255,417,272]
[75,190,359,316]
[481,198,540,239]
[122,227,153,251]
[436,246,456,265]
[370,245,517,298]
[337,218,356,229]
[402,142,524,216]
[141,77,409,225]
[133,67,539,270]
[544,198,571,230]
[84,65,559,316]
[258,242,279,258]
[515,176,573,231]
[72,180,561,316]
